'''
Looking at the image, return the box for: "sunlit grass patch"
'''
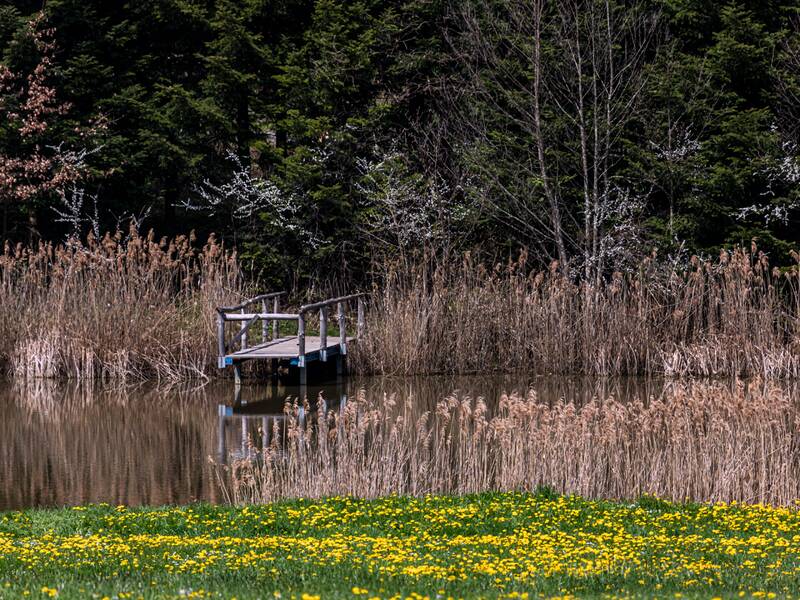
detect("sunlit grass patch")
[2,492,800,598]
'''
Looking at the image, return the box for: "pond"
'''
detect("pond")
[0,374,677,511]
[2,375,795,510]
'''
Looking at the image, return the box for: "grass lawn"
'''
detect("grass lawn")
[1,491,799,599]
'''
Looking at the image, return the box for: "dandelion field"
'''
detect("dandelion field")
[2,492,800,599]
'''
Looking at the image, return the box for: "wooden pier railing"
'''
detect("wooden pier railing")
[216,291,366,383]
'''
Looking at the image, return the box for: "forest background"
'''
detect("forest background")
[3,0,800,288]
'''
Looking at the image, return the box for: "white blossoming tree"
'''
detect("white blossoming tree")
[355,148,471,258]
[181,150,315,247]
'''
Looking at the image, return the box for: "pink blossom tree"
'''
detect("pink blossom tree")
[0,12,99,240]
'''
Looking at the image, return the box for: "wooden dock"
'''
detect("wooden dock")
[216,291,365,385]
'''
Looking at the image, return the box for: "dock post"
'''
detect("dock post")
[337,302,347,355]
[272,295,280,340]
[261,299,268,342]
[298,312,306,363]
[320,306,328,362]
[298,312,306,385]
[337,301,348,377]
[234,363,242,387]
[239,308,248,350]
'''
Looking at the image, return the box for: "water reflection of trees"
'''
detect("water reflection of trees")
[0,380,224,510]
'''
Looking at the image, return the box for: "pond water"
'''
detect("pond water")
[0,374,765,511]
[0,374,676,511]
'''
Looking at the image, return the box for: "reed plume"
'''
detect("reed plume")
[0,227,245,380]
[353,247,800,378]
[4,234,800,381]
[224,380,800,506]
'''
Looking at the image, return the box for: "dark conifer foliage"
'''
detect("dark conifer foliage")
[1,0,800,282]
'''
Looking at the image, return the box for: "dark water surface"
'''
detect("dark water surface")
[1,375,679,510]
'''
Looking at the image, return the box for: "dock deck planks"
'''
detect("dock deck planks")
[225,335,343,361]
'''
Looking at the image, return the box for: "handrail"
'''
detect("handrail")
[223,313,299,322]
[217,291,286,313]
[299,292,366,313]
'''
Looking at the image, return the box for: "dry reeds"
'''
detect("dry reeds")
[353,247,800,378]
[0,228,245,381]
[224,380,800,506]
[5,232,800,381]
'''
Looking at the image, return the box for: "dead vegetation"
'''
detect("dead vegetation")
[3,232,800,381]
[353,247,800,378]
[225,380,800,505]
[0,228,244,381]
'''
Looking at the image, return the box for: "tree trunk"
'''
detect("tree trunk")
[532,0,569,269]
[28,210,39,245]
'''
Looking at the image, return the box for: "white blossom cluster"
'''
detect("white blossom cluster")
[52,184,100,238]
[586,186,647,274]
[182,151,315,243]
[737,134,800,225]
[356,149,469,250]
[649,130,701,163]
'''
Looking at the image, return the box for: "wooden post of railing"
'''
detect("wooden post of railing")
[216,312,226,368]
[261,299,268,343]
[357,296,365,339]
[336,302,347,382]
[272,295,280,340]
[272,295,281,374]
[320,306,328,362]
[298,312,306,366]
[298,311,307,385]
[338,301,346,355]
[240,307,248,350]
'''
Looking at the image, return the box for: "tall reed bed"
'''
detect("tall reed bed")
[225,381,800,505]
[354,247,800,377]
[4,233,800,381]
[0,229,244,380]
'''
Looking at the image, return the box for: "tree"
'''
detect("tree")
[2,0,799,274]
[447,0,660,278]
[0,13,83,240]
[355,148,469,258]
[269,0,394,279]
[634,1,791,258]
[180,149,314,249]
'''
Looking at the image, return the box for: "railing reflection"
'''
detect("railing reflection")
[216,378,348,464]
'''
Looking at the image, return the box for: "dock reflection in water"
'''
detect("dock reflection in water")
[2,374,706,511]
[216,378,349,464]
